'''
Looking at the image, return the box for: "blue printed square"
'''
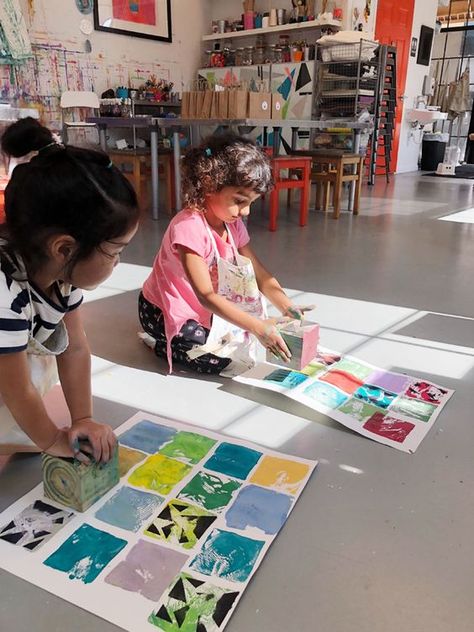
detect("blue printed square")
[43,524,127,584]
[354,384,397,410]
[225,484,293,535]
[119,420,176,453]
[302,381,348,408]
[264,369,307,389]
[204,443,262,480]
[95,486,163,532]
[189,528,264,583]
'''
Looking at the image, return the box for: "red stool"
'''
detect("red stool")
[0,176,9,223]
[269,155,311,231]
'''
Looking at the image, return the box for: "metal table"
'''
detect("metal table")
[89,117,372,220]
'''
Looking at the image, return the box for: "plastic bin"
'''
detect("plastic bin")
[421,133,448,171]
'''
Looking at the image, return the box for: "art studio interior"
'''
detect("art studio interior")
[0,1,473,631]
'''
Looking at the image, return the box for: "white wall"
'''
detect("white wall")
[2,0,210,127]
[395,0,439,172]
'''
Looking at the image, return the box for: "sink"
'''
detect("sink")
[406,109,448,124]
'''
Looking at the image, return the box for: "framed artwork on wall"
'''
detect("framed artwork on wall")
[94,0,172,42]
[417,25,434,66]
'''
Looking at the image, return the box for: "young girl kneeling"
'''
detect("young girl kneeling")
[140,134,309,374]
[0,118,139,460]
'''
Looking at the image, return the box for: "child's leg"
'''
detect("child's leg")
[138,293,231,374]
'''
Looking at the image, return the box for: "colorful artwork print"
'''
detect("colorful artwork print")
[118,445,147,477]
[149,573,239,632]
[95,486,163,532]
[249,455,310,495]
[159,431,217,465]
[264,368,308,389]
[303,381,348,408]
[311,350,341,367]
[338,398,385,423]
[319,369,364,395]
[44,524,127,584]
[119,420,176,453]
[112,0,156,26]
[363,413,416,444]
[365,370,411,394]
[190,529,264,583]
[225,485,293,535]
[145,500,216,550]
[0,500,73,551]
[404,381,448,405]
[105,540,188,601]
[178,472,241,512]
[204,443,262,480]
[128,454,192,493]
[354,384,397,410]
[389,397,437,422]
[0,411,317,632]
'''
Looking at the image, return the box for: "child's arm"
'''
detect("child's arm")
[179,247,290,360]
[56,307,116,462]
[0,351,68,452]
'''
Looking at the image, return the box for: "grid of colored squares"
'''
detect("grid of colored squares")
[0,419,314,632]
[264,355,449,444]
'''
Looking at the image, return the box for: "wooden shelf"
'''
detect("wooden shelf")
[202,19,342,42]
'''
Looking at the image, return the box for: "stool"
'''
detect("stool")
[0,176,9,223]
[108,149,176,214]
[269,155,312,231]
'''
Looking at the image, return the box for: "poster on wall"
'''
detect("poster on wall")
[94,0,172,42]
[350,0,375,37]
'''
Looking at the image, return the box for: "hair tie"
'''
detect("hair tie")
[106,161,113,169]
[204,148,212,157]
[38,141,63,152]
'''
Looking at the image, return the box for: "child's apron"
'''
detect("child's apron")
[187,221,266,374]
[0,304,68,452]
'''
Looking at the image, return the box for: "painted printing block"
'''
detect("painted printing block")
[267,322,320,371]
[42,448,119,512]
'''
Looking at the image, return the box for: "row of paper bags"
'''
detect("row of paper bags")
[181,88,284,120]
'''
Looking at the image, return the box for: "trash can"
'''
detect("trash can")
[421,133,449,171]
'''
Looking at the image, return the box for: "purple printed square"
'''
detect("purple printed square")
[365,370,411,394]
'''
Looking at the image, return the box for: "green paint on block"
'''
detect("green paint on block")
[159,431,216,465]
[178,471,241,512]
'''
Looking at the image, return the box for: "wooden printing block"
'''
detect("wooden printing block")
[267,322,320,371]
[42,448,119,512]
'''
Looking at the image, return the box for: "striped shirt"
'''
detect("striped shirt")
[0,242,83,355]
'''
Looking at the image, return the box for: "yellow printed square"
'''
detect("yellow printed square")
[250,456,310,495]
[128,454,191,494]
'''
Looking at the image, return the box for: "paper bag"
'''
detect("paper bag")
[267,321,320,371]
[248,92,272,119]
[228,90,249,118]
[271,93,284,120]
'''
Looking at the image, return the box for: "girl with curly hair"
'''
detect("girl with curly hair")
[139,134,310,374]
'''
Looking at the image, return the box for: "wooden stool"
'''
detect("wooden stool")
[108,149,176,215]
[312,152,364,219]
[269,155,312,231]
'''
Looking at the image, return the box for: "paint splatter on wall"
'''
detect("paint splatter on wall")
[1,42,180,129]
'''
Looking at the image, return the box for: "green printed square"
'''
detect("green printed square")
[178,471,241,512]
[159,431,217,465]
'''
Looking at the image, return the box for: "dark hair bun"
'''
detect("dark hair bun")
[1,117,54,158]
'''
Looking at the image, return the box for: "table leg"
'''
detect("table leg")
[349,129,362,211]
[98,125,107,152]
[291,127,298,152]
[272,126,282,156]
[150,127,160,221]
[173,130,182,211]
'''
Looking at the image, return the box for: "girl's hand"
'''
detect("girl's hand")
[283,304,316,321]
[68,418,117,464]
[254,319,291,362]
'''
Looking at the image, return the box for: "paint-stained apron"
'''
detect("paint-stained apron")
[187,221,266,375]
[0,319,68,453]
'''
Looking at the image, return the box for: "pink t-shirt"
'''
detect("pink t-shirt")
[142,209,250,364]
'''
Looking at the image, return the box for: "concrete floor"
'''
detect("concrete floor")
[1,172,474,632]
